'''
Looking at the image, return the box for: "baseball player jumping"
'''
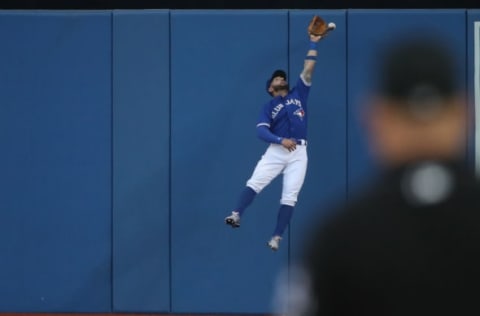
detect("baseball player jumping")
[225,17,330,251]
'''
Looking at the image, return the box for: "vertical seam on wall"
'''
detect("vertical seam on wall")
[345,9,349,202]
[168,9,173,313]
[286,11,292,314]
[286,9,291,273]
[110,9,115,313]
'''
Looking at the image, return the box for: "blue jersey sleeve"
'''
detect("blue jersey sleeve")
[296,74,311,106]
[257,102,272,126]
[257,125,282,144]
[255,102,283,144]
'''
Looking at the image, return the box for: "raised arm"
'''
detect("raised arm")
[301,34,322,84]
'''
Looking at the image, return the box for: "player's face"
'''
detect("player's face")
[270,76,289,96]
[271,76,286,86]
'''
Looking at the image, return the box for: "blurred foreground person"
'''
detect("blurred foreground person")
[296,35,480,316]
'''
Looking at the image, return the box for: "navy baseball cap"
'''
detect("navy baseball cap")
[266,69,287,94]
[375,35,459,105]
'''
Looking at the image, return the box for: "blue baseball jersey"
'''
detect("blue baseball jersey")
[257,75,311,140]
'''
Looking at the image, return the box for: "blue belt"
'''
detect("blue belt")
[296,139,308,146]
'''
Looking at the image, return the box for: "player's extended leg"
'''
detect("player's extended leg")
[268,147,308,250]
[226,144,287,228]
[225,187,256,228]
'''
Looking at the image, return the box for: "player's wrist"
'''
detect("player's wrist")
[309,41,318,50]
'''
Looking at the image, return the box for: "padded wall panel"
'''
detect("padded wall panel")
[287,10,348,261]
[0,11,112,312]
[170,10,289,314]
[112,10,171,312]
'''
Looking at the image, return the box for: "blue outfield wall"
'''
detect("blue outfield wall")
[347,9,468,194]
[0,8,475,314]
[170,10,290,314]
[0,11,112,312]
[287,10,347,262]
[112,10,171,313]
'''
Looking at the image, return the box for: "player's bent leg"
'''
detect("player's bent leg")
[235,186,257,216]
[226,145,284,228]
[246,145,286,193]
[227,145,287,231]
[225,186,258,228]
[226,181,266,228]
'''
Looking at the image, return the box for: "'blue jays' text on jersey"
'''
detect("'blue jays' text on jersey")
[257,75,311,140]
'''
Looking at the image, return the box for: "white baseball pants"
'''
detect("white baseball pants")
[246,143,308,206]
